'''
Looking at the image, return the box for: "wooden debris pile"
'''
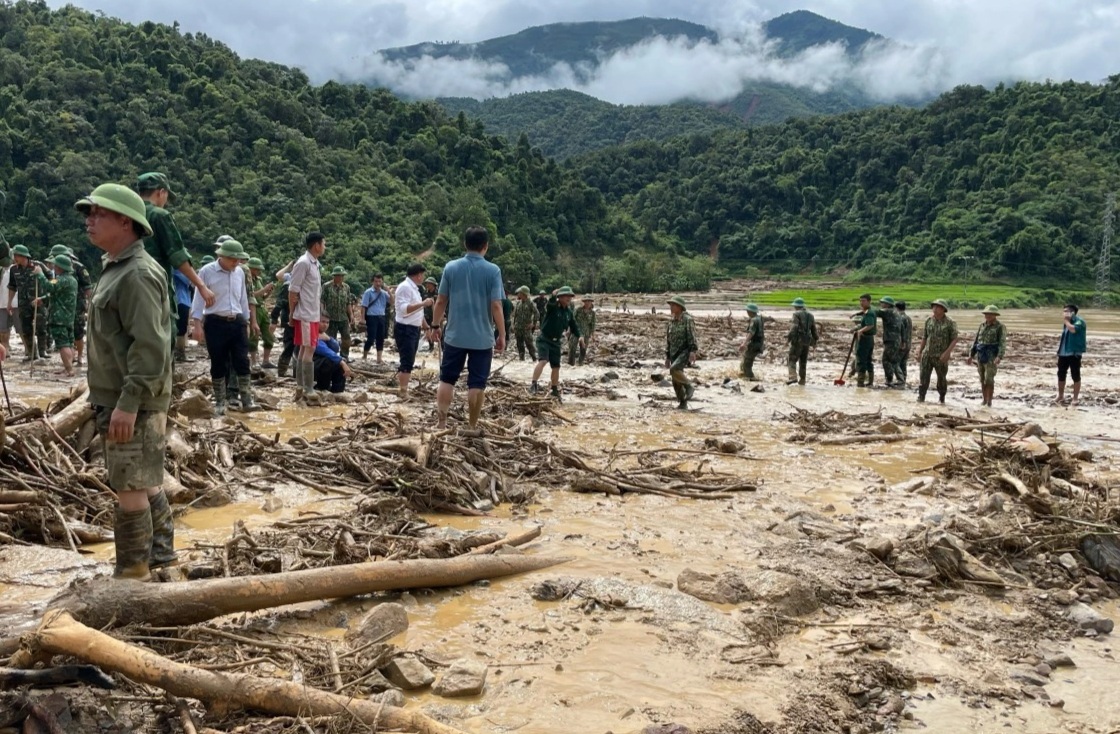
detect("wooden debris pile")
[776,407,914,446]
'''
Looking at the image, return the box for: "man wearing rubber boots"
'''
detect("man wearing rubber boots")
[665,295,698,409]
[917,299,960,404]
[786,297,816,385]
[853,293,877,387]
[740,303,763,381]
[967,305,1006,407]
[77,183,174,581]
[877,296,903,388]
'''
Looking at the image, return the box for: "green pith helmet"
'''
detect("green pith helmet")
[49,244,68,257]
[74,183,154,237]
[745,303,759,314]
[214,239,245,258]
[667,295,687,309]
[879,296,895,306]
[555,286,575,297]
[51,254,73,272]
[582,295,594,303]
[136,172,175,197]
[331,265,347,277]
[537,290,546,296]
[424,276,437,286]
[791,297,806,308]
[515,285,530,295]
[11,245,31,259]
[247,257,264,270]
[981,304,1000,315]
[931,299,949,311]
[213,234,233,247]
[200,255,215,266]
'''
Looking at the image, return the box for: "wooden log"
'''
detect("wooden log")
[819,434,912,446]
[46,553,570,630]
[0,489,43,505]
[467,526,542,555]
[27,611,467,734]
[8,386,93,445]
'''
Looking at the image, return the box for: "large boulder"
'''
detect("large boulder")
[432,658,487,698]
[346,602,409,645]
[383,657,434,690]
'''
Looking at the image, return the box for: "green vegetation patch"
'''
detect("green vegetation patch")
[750,284,1103,310]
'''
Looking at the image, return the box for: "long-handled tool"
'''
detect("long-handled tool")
[0,358,12,415]
[30,276,39,378]
[834,333,857,386]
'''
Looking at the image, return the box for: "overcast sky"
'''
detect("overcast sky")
[48,0,1120,103]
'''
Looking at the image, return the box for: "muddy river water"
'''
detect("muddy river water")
[2,304,1120,733]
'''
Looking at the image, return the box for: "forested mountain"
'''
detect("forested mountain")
[376,12,895,158]
[572,80,1120,282]
[0,1,711,292]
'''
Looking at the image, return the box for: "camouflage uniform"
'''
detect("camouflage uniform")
[321,281,352,357]
[878,306,903,386]
[569,306,597,365]
[71,256,92,344]
[248,274,275,353]
[512,299,538,360]
[970,320,1006,387]
[919,316,959,402]
[10,263,49,358]
[787,308,817,384]
[666,307,698,406]
[741,313,764,381]
[855,309,877,386]
[897,310,913,384]
[534,294,547,323]
[37,269,78,348]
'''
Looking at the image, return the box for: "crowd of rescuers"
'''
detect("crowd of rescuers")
[0,171,1094,580]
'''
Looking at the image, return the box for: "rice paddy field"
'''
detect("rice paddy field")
[747,283,1103,310]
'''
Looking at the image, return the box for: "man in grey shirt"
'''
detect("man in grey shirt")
[288,231,326,403]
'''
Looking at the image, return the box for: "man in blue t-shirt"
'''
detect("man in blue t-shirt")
[432,226,505,432]
[360,273,390,363]
[1056,303,1087,407]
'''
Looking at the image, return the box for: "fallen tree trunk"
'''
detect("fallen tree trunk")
[8,386,93,445]
[0,489,42,505]
[819,434,911,446]
[46,553,569,630]
[27,611,467,734]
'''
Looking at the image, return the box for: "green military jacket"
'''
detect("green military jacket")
[878,307,902,345]
[666,313,698,361]
[574,307,596,339]
[921,316,959,359]
[858,309,877,338]
[972,321,1007,360]
[899,313,913,350]
[539,296,578,341]
[87,240,173,413]
[746,314,763,345]
[788,309,817,347]
[9,264,39,307]
[36,272,77,327]
[512,299,537,333]
[72,257,92,316]
[534,295,547,322]
[321,281,351,321]
[142,201,190,308]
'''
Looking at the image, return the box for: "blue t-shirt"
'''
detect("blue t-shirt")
[172,270,193,308]
[361,287,389,316]
[438,252,504,350]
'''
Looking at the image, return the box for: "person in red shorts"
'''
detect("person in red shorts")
[288,231,326,404]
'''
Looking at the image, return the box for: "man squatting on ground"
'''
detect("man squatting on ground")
[393,263,433,401]
[432,226,505,431]
[289,232,327,404]
[77,183,175,581]
[531,287,579,400]
[314,315,352,393]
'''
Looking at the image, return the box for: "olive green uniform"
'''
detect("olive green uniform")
[897,312,913,383]
[970,320,1007,386]
[71,257,92,343]
[878,307,903,386]
[36,271,78,348]
[10,263,49,358]
[569,307,597,365]
[142,201,191,348]
[918,316,959,402]
[248,275,274,352]
[321,281,352,357]
[855,309,877,385]
[512,299,538,360]
[536,296,578,367]
[741,314,764,380]
[666,313,699,405]
[787,309,817,384]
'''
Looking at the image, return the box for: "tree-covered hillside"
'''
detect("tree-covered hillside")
[761,10,881,57]
[0,1,711,291]
[573,80,1120,282]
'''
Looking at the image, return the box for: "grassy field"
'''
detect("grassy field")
[747,283,1101,310]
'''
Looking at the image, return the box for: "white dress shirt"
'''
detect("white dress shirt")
[191,261,249,320]
[394,277,425,327]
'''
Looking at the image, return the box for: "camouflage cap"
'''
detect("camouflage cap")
[515,285,530,295]
[879,296,895,306]
[247,257,264,270]
[136,172,175,197]
[744,303,760,313]
[981,304,1000,315]
[791,297,806,308]
[51,254,73,272]
[582,295,594,302]
[555,286,575,297]
[11,245,31,258]
[75,183,153,237]
[931,299,949,311]
[667,295,687,309]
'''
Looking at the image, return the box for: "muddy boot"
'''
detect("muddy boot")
[235,374,258,412]
[277,356,290,378]
[148,490,177,569]
[212,380,227,416]
[684,382,695,402]
[857,371,866,387]
[917,388,927,403]
[938,389,946,404]
[529,381,540,395]
[673,382,687,409]
[549,385,562,402]
[174,336,192,363]
[113,506,153,581]
[226,374,241,410]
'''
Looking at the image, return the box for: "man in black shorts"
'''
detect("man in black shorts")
[1056,304,1086,406]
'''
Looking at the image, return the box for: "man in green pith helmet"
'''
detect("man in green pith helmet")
[34,254,79,377]
[531,286,579,400]
[967,305,1006,407]
[569,296,597,366]
[422,276,439,351]
[321,265,352,359]
[665,295,699,409]
[534,289,548,323]
[739,303,763,381]
[852,293,877,387]
[786,297,817,385]
[50,244,93,367]
[895,300,912,386]
[192,239,257,415]
[76,183,174,581]
[248,257,276,368]
[917,299,960,404]
[877,296,903,388]
[7,245,49,360]
[511,285,538,361]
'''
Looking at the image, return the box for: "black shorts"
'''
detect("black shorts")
[1057,354,1082,383]
[439,343,493,389]
[394,322,421,373]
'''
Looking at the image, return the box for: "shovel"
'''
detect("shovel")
[834,334,857,386]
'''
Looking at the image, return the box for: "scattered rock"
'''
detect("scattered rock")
[677,568,751,604]
[369,689,405,707]
[891,552,938,579]
[1066,602,1114,634]
[1080,535,1120,582]
[601,371,620,382]
[347,602,410,644]
[1034,663,1052,677]
[1044,653,1075,669]
[260,497,283,513]
[383,657,435,690]
[750,384,765,393]
[176,389,214,419]
[1010,669,1048,687]
[362,670,396,692]
[1020,685,1050,700]
[877,421,901,435]
[1070,447,1093,461]
[1057,553,1080,573]
[890,476,935,494]
[877,694,905,716]
[1015,423,1045,439]
[643,725,693,734]
[432,658,487,697]
[856,536,895,561]
[978,492,1008,514]
[741,570,819,616]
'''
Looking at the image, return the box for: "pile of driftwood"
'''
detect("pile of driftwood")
[777,407,914,446]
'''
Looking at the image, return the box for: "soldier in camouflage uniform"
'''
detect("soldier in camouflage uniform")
[877,296,903,388]
[511,286,538,360]
[534,290,548,323]
[917,299,960,404]
[895,301,912,386]
[569,296,597,366]
[853,293,877,387]
[7,245,49,360]
[739,303,764,381]
[248,257,277,368]
[321,266,352,358]
[665,295,699,409]
[34,254,79,376]
[786,297,817,385]
[967,305,1007,407]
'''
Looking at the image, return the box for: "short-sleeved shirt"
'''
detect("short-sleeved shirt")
[438,252,504,350]
[859,309,877,338]
[361,286,389,316]
[288,251,321,323]
[922,316,959,357]
[1058,316,1086,356]
[394,277,426,328]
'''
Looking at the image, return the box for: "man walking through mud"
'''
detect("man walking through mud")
[917,299,960,403]
[877,296,903,388]
[895,300,912,386]
[666,295,698,409]
[786,297,817,385]
[432,226,505,431]
[967,305,1006,407]
[77,183,174,581]
[530,287,579,401]
[511,285,538,361]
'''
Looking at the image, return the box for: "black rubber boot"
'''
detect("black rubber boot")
[213,380,227,416]
[234,374,258,412]
[148,490,177,569]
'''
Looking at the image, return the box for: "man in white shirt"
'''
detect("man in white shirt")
[191,239,255,415]
[393,263,433,400]
[288,231,327,403]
